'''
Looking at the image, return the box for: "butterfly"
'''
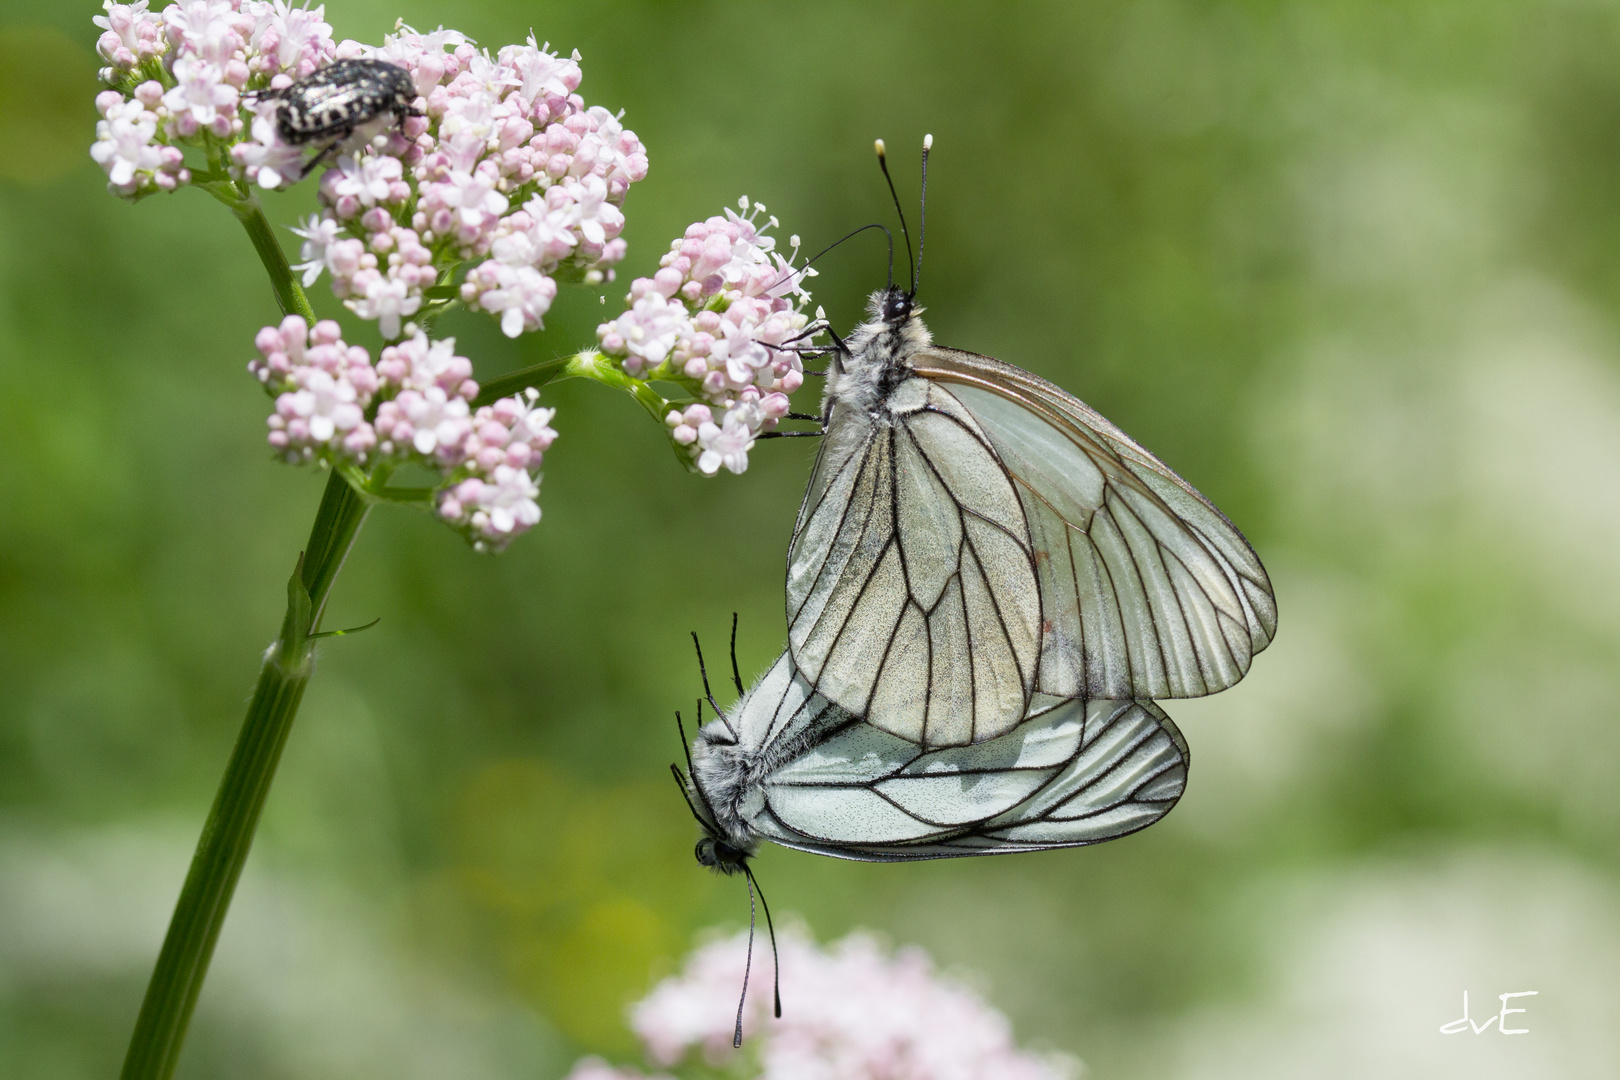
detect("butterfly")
[784,292,1275,751]
[679,646,1190,863]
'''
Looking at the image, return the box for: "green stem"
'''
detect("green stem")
[475,349,671,422]
[119,474,368,1080]
[229,196,316,324]
[119,200,359,1080]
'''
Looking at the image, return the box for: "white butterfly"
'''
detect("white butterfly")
[785,287,1276,749]
[680,649,1189,864]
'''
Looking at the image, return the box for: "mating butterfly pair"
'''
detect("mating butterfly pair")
[669,139,1276,1043]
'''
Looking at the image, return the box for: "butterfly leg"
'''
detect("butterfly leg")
[690,630,733,728]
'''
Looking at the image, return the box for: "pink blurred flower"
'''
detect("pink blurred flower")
[619,929,1079,1080]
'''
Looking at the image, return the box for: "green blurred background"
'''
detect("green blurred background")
[4,1,1620,1076]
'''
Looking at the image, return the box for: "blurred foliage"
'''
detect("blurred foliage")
[3,1,1620,1078]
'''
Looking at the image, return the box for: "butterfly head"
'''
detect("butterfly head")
[880,284,915,325]
[694,834,752,876]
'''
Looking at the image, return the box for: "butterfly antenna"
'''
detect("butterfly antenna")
[734,870,759,1048]
[916,134,931,297]
[875,138,916,296]
[729,613,744,696]
[771,222,893,296]
[743,863,783,1019]
[691,631,738,738]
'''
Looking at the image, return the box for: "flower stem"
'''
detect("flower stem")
[119,200,358,1080]
[476,349,672,422]
[229,195,317,324]
[119,474,368,1080]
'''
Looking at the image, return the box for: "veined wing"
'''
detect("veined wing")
[745,696,1188,861]
[914,347,1277,701]
[785,377,1040,748]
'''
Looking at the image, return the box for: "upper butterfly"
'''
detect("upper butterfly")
[785,141,1277,749]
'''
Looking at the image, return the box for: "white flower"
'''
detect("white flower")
[403,386,470,456]
[90,99,160,191]
[285,368,361,442]
[571,174,623,246]
[161,0,244,64]
[474,464,541,534]
[500,36,580,107]
[163,57,239,137]
[230,98,306,190]
[346,273,422,340]
[695,406,757,476]
[629,929,1080,1080]
[442,166,510,233]
[326,153,403,210]
[248,0,333,76]
[610,291,690,366]
[288,213,341,285]
[711,319,773,387]
[463,261,558,338]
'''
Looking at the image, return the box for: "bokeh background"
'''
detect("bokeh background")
[4,1,1620,1077]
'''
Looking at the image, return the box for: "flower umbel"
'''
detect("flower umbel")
[567,928,1080,1080]
[600,197,820,475]
[90,3,648,345]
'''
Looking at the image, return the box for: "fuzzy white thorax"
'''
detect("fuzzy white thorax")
[691,720,763,852]
[823,290,933,421]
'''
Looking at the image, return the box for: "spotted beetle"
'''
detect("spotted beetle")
[256,59,421,176]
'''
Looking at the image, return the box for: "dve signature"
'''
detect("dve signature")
[1439,991,1538,1034]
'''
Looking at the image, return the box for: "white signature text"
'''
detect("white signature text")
[1439,991,1538,1035]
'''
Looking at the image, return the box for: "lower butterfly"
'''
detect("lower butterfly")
[676,648,1188,866]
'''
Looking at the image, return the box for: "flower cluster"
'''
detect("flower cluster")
[598,198,820,475]
[90,3,648,341]
[91,0,337,196]
[250,316,555,551]
[563,929,1079,1080]
[293,26,646,338]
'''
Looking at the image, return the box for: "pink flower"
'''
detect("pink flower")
[162,57,239,138]
[627,929,1079,1080]
[161,0,247,65]
[595,199,819,471]
[94,1,163,72]
[346,272,421,340]
[560,1059,672,1080]
[606,291,690,369]
[248,0,335,78]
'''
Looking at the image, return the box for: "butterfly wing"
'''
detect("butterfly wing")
[743,696,1189,861]
[785,377,1041,748]
[912,347,1277,701]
